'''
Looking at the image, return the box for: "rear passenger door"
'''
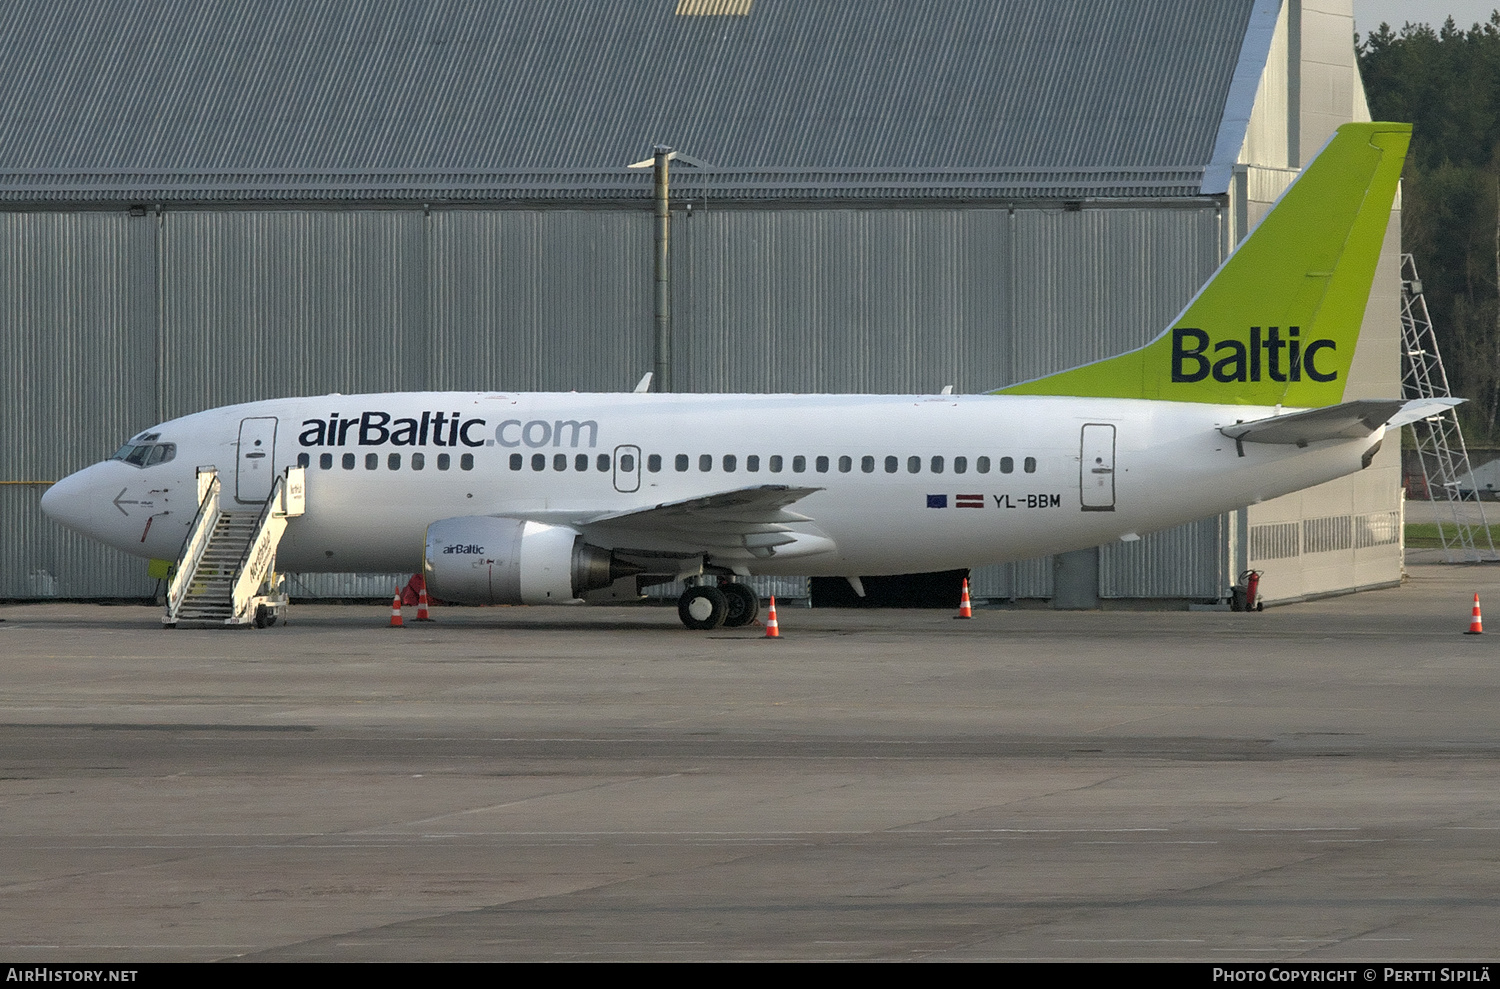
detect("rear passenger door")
[1080,423,1115,511]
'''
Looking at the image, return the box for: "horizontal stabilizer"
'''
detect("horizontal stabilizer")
[1220,398,1463,446]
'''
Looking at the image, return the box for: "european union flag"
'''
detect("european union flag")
[926,494,947,508]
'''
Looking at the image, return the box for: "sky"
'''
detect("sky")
[1355,0,1499,36]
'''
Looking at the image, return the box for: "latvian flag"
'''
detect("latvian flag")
[955,494,984,509]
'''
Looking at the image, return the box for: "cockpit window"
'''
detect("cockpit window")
[112,441,176,468]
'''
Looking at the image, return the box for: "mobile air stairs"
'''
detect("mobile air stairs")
[163,465,305,628]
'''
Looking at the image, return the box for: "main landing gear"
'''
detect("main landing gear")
[677,581,761,630]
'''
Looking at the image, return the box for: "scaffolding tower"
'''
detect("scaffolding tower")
[1400,253,1498,562]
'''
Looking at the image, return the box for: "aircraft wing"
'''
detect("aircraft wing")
[578,484,832,560]
[1219,398,1463,446]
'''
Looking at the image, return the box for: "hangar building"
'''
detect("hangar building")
[1,0,1401,606]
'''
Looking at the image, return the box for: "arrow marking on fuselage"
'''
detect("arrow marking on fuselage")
[113,488,142,516]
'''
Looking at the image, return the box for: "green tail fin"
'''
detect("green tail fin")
[993,122,1411,407]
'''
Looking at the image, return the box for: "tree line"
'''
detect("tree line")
[1359,14,1500,439]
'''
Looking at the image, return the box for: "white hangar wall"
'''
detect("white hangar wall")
[1230,0,1405,604]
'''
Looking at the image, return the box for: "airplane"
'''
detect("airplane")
[41,122,1447,629]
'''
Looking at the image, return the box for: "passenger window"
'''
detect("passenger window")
[438,453,451,470]
[792,455,806,473]
[365,453,378,470]
[461,454,474,470]
[815,456,829,473]
[388,453,401,470]
[320,453,333,470]
[862,455,875,473]
[884,456,898,473]
[770,455,783,473]
[676,454,689,472]
[576,454,589,471]
[509,453,523,470]
[747,455,760,472]
[296,452,310,469]
[597,454,611,471]
[838,456,852,473]
[620,453,635,472]
[954,456,967,474]
[532,453,545,471]
[647,454,661,472]
[724,454,737,472]
[907,456,920,474]
[930,456,944,474]
[977,456,990,473]
[1000,456,1013,474]
[699,454,712,472]
[343,453,356,470]
[412,452,425,471]
[1024,456,1037,473]
[553,453,567,471]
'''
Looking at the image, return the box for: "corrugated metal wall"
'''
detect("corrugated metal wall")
[0,0,1255,173]
[0,212,159,597]
[5,200,1229,600]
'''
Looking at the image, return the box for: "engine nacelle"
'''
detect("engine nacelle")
[424,517,626,605]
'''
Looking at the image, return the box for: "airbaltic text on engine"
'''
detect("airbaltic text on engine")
[1171,326,1337,384]
[298,413,600,449]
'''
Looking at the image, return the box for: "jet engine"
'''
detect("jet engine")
[424,517,637,605]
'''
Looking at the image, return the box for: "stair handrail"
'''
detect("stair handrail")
[164,468,221,624]
[229,470,293,622]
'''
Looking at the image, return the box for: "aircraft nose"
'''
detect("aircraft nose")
[41,464,105,534]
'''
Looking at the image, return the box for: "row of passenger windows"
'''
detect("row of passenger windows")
[293,450,1039,476]
[297,451,474,472]
[505,452,1037,475]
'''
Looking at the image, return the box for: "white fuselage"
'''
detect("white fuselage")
[42,391,1382,577]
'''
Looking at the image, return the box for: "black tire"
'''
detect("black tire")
[254,605,268,629]
[721,583,760,627]
[678,586,729,630]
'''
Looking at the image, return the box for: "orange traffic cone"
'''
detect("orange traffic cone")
[764,596,780,638]
[389,589,404,628]
[1466,593,1483,635]
[415,586,434,622]
[955,578,973,619]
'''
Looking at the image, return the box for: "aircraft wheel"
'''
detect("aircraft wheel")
[678,586,728,630]
[720,583,760,627]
